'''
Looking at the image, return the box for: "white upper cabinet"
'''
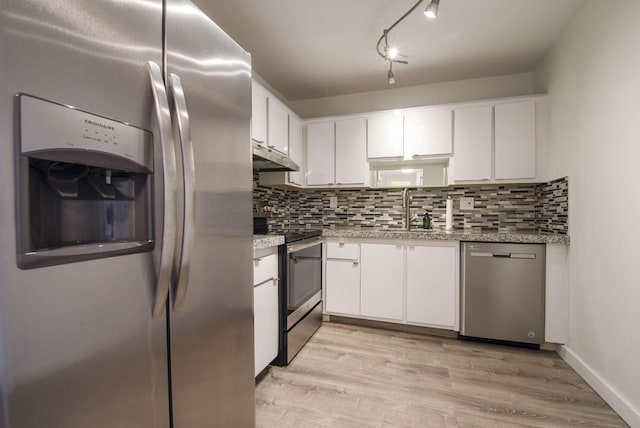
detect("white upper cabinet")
[251,80,268,145]
[494,101,536,180]
[335,118,367,185]
[306,121,335,186]
[367,112,403,159]
[404,107,453,158]
[451,105,493,181]
[257,93,544,189]
[267,96,289,155]
[287,114,305,186]
[451,99,541,183]
[251,79,289,155]
[259,109,305,188]
[305,118,367,187]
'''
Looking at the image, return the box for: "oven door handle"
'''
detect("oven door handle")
[287,238,322,253]
[290,255,322,263]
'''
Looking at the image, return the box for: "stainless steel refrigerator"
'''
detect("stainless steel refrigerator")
[0,1,255,427]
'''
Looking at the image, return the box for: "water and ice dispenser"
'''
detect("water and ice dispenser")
[16,94,155,269]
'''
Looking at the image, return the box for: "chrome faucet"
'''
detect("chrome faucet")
[402,188,421,230]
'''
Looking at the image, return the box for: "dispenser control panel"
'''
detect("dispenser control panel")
[18,94,153,172]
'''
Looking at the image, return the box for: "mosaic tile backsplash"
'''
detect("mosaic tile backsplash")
[253,174,568,234]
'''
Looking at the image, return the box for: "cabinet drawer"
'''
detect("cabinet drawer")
[253,253,278,286]
[326,242,359,259]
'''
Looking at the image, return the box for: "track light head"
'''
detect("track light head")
[387,65,396,85]
[424,0,439,19]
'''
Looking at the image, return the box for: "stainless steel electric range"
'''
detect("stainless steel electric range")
[253,216,323,365]
[272,230,323,365]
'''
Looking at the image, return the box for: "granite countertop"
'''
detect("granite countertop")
[253,234,284,249]
[322,228,570,244]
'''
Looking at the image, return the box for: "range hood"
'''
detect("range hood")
[252,140,300,172]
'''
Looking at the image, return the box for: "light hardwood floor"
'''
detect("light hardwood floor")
[255,322,628,427]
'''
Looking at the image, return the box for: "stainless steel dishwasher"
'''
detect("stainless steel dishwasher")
[461,242,545,345]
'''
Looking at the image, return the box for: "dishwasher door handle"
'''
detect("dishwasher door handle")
[469,252,494,257]
[510,253,536,259]
[492,252,512,258]
[470,251,536,259]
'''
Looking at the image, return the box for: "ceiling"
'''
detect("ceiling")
[196,0,584,101]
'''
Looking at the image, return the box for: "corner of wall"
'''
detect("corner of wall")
[558,345,640,427]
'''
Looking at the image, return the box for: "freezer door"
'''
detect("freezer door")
[0,1,170,427]
[165,1,255,426]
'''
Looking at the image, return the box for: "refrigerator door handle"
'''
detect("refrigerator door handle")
[168,73,195,312]
[148,61,178,319]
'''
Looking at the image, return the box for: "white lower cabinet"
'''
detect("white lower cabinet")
[545,243,569,344]
[360,243,404,321]
[324,239,459,332]
[325,242,361,315]
[406,244,458,329]
[253,251,279,376]
[323,238,565,341]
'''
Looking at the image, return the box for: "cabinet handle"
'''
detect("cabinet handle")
[352,260,359,266]
[254,276,279,288]
[338,243,345,247]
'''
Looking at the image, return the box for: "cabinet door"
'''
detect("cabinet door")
[360,243,403,320]
[251,80,268,144]
[306,122,335,186]
[494,101,536,180]
[267,96,289,155]
[325,259,361,315]
[254,278,279,376]
[452,105,492,181]
[335,118,366,185]
[367,113,403,159]
[288,114,304,186]
[406,245,457,328]
[404,107,453,157]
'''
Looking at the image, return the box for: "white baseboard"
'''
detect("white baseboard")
[559,345,640,427]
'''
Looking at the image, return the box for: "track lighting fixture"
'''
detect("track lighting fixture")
[376,0,441,85]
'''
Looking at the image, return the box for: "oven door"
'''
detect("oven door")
[286,238,322,329]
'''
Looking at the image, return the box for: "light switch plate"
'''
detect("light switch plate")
[460,197,474,210]
[329,196,338,209]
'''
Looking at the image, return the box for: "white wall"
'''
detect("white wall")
[290,72,536,118]
[535,1,640,425]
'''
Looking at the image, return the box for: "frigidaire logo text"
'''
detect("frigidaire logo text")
[85,119,114,131]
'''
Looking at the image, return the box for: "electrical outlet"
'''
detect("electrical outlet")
[460,197,474,210]
[329,196,338,209]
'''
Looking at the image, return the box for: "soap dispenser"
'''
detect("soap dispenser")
[422,212,432,229]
